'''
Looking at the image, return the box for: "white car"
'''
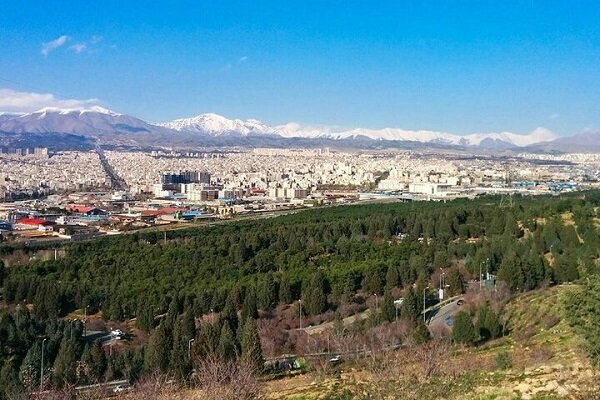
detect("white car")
[113,384,131,393]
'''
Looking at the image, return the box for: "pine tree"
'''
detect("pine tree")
[241,318,263,372]
[453,311,476,344]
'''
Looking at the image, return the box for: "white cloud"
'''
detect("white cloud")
[0,88,99,113]
[70,43,87,53]
[41,35,70,56]
[238,56,248,63]
[548,113,560,120]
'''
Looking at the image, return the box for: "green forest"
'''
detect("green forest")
[1,191,599,398]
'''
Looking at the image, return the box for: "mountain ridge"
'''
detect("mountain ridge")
[0,107,589,152]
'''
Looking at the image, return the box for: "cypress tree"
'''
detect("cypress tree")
[145,323,172,372]
[381,290,396,322]
[19,341,41,390]
[218,323,237,361]
[241,318,263,372]
[241,288,258,325]
[257,274,277,311]
[385,265,401,291]
[279,273,293,304]
[89,341,107,382]
[136,302,155,332]
[302,271,327,316]
[53,337,79,385]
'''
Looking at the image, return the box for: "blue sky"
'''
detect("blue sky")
[0,1,599,136]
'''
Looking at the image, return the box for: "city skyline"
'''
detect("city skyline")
[1,1,599,137]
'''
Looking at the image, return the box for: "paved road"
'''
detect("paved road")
[427,297,464,333]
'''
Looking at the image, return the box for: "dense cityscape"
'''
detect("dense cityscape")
[1,147,598,243]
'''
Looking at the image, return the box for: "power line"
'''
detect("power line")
[0,76,76,101]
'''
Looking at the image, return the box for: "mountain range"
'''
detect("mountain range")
[0,106,597,152]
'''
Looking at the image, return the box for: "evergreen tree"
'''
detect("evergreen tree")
[218,322,237,361]
[241,318,263,372]
[240,288,258,325]
[446,268,465,296]
[497,250,523,292]
[302,271,327,316]
[195,321,220,358]
[453,311,476,344]
[363,265,385,295]
[19,341,41,390]
[53,337,79,385]
[136,302,155,332]
[381,290,396,322]
[401,288,420,320]
[278,273,293,304]
[145,323,171,372]
[412,318,431,344]
[89,341,107,382]
[476,301,501,341]
[384,265,400,291]
[257,274,277,311]
[0,357,21,399]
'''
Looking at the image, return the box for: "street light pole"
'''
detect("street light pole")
[84,305,89,337]
[423,287,428,323]
[40,338,47,391]
[374,293,378,311]
[298,300,302,330]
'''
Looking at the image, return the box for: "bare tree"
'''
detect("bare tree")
[192,353,263,400]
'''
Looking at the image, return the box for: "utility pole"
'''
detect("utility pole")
[188,338,195,358]
[374,293,378,311]
[40,338,47,391]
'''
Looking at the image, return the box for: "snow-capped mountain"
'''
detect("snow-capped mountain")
[158,113,277,136]
[0,106,566,151]
[159,113,558,148]
[0,106,168,136]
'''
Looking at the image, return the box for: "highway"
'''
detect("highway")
[426,297,464,333]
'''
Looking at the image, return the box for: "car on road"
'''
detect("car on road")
[457,299,465,306]
[445,315,454,326]
[113,384,131,393]
[329,355,343,365]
